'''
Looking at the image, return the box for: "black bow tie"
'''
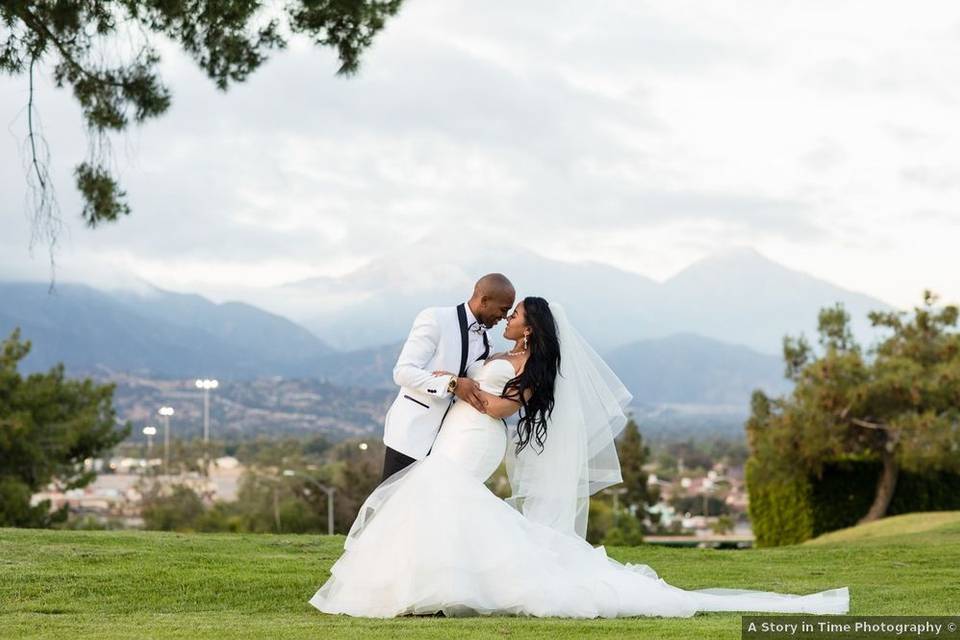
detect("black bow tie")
[468,320,486,334]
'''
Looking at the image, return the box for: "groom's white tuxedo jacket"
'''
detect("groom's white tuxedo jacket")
[384,303,490,460]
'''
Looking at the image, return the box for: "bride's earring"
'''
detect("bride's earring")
[522,335,529,350]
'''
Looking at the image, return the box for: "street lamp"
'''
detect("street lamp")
[283,469,336,535]
[158,406,174,477]
[194,378,218,476]
[702,478,714,518]
[610,486,628,511]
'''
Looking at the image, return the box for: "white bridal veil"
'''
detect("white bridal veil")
[505,302,633,539]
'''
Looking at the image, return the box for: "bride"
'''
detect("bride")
[309,297,850,618]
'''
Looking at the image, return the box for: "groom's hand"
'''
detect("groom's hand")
[454,377,487,413]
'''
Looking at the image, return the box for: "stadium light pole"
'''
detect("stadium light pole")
[158,406,174,477]
[142,425,156,453]
[195,379,218,476]
[142,426,157,474]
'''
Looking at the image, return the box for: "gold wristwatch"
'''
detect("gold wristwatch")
[447,376,458,394]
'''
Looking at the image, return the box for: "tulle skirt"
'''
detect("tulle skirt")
[309,453,849,618]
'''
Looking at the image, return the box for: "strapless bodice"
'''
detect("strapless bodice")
[467,357,516,395]
[428,358,515,482]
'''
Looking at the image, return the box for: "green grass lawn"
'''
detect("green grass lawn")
[2,511,959,639]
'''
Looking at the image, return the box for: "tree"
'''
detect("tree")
[747,291,960,524]
[601,506,645,546]
[616,417,655,511]
[327,438,383,534]
[140,482,206,531]
[0,327,131,527]
[586,498,613,545]
[670,494,729,517]
[710,514,734,535]
[1,0,404,279]
[587,417,655,546]
[232,434,331,468]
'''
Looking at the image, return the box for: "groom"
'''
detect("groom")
[381,273,516,481]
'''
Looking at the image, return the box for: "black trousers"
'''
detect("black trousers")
[380,446,417,483]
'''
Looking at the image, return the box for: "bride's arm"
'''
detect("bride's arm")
[476,388,531,419]
[432,367,528,418]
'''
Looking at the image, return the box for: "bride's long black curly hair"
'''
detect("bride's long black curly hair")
[501,296,561,455]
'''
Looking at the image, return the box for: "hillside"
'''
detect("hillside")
[108,375,394,442]
[2,512,958,638]
[0,281,334,380]
[804,511,960,546]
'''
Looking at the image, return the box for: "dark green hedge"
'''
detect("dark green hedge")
[745,457,814,547]
[748,458,960,547]
[810,461,960,536]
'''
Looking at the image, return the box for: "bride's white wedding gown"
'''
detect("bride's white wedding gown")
[309,358,850,618]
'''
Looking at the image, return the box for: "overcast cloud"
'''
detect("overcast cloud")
[2,1,959,308]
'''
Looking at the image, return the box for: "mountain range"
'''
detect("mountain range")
[0,281,338,379]
[606,332,791,407]
[233,236,893,355]
[0,243,897,420]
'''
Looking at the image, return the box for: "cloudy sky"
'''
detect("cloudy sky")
[2,1,959,310]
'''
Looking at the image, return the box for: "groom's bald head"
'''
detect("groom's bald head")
[469,273,516,328]
[475,273,514,299]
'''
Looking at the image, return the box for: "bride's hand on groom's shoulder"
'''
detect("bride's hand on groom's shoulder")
[432,370,455,377]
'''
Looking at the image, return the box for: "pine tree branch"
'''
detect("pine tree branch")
[26,54,45,193]
[15,5,131,90]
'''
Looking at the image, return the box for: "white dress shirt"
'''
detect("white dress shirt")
[463,302,490,370]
